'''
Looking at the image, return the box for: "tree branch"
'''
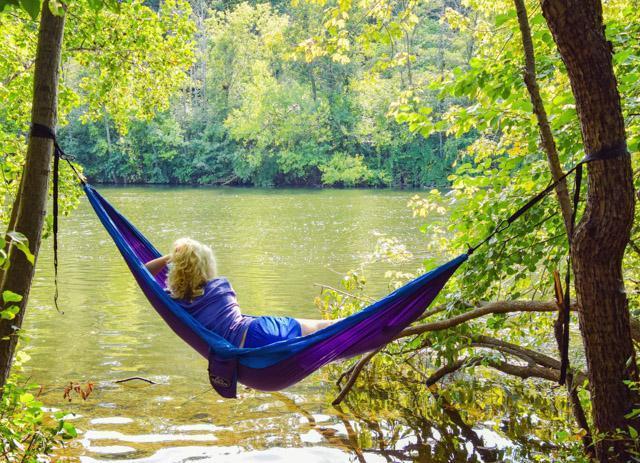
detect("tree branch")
[426,355,561,385]
[513,0,573,232]
[315,284,374,303]
[332,347,382,405]
[398,300,568,337]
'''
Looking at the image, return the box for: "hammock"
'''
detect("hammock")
[83,184,467,398]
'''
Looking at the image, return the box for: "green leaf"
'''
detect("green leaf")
[62,421,78,438]
[18,0,39,19]
[87,0,103,11]
[3,290,22,304]
[614,48,633,64]
[0,305,20,320]
[555,430,569,442]
[0,0,21,13]
[19,392,34,403]
[495,13,511,27]
[7,231,34,265]
[48,0,64,15]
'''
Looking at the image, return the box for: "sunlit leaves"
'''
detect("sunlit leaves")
[69,0,196,131]
[6,231,34,264]
[307,1,640,459]
[320,152,389,186]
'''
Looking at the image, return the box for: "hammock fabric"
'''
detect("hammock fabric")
[83,184,466,398]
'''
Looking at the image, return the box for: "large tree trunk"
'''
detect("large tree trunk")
[0,1,65,388]
[540,1,638,461]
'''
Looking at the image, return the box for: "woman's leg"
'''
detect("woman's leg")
[296,318,340,336]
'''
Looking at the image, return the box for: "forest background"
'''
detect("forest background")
[56,0,475,188]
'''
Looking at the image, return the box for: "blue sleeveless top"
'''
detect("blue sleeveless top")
[176,278,252,347]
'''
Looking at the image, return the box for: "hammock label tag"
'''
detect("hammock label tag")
[208,352,238,398]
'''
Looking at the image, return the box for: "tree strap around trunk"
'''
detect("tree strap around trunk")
[29,123,85,313]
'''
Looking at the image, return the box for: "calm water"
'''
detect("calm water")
[23,187,508,462]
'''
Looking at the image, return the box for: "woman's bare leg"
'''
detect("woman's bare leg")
[296,318,340,336]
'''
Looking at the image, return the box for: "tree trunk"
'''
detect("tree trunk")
[540,1,638,461]
[0,0,65,388]
[103,107,112,153]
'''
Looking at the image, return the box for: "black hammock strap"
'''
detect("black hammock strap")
[466,162,584,255]
[466,141,628,384]
[29,123,85,313]
[465,161,585,385]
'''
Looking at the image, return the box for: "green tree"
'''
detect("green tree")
[0,0,195,387]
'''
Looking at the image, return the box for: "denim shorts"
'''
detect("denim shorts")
[243,316,302,348]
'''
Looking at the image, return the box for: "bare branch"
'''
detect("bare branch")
[315,284,374,303]
[426,357,479,387]
[417,303,448,321]
[114,376,156,385]
[332,347,382,405]
[398,300,568,337]
[427,355,561,384]
[332,300,579,405]
[513,0,573,232]
[469,335,588,385]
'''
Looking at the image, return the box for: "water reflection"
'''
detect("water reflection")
[23,186,526,462]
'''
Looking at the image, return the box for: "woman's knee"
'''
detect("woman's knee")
[297,318,338,336]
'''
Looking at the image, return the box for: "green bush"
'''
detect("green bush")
[320,153,390,187]
[0,352,77,462]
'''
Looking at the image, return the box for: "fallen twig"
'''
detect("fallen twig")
[115,376,156,385]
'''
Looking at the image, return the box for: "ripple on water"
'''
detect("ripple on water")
[90,417,134,425]
[80,445,389,463]
[83,429,218,443]
[171,424,231,432]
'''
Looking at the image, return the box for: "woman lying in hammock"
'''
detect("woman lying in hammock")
[145,238,336,348]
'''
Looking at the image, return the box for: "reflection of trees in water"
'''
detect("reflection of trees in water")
[339,386,501,462]
[314,377,558,463]
[274,387,504,462]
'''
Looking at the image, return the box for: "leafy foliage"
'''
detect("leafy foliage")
[0,352,78,463]
[57,1,473,187]
[0,0,195,228]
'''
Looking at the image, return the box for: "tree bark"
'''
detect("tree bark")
[0,0,65,388]
[540,1,638,461]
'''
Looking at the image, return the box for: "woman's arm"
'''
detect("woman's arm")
[145,255,170,276]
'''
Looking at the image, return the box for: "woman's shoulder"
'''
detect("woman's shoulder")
[208,276,230,286]
[205,277,234,294]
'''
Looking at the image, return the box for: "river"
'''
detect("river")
[24,186,511,462]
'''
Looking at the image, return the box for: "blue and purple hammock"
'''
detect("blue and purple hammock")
[83,184,467,398]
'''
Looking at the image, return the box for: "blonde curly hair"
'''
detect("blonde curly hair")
[167,238,217,300]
